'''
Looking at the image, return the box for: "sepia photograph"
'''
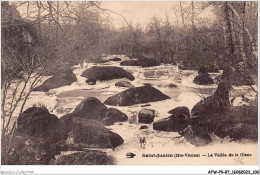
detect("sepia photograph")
[1,0,258,171]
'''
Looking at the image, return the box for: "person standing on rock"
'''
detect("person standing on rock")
[139,135,146,149]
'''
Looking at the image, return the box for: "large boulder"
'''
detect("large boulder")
[190,96,225,132]
[190,98,258,142]
[141,104,151,107]
[120,60,140,66]
[88,58,108,64]
[153,114,189,132]
[191,97,209,118]
[193,74,214,85]
[104,86,171,106]
[153,106,190,132]
[51,150,114,165]
[143,83,153,87]
[101,108,128,126]
[85,78,96,85]
[168,84,177,88]
[115,81,134,88]
[140,125,148,130]
[17,107,58,139]
[138,109,156,124]
[4,134,55,165]
[72,97,108,121]
[72,118,124,148]
[168,106,190,118]
[139,57,161,67]
[54,113,73,141]
[180,126,212,146]
[188,108,257,144]
[33,69,77,92]
[81,66,134,81]
[108,57,121,61]
[51,113,81,152]
[191,96,227,119]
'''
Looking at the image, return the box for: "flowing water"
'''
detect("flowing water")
[5,55,258,165]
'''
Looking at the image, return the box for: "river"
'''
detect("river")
[5,54,258,165]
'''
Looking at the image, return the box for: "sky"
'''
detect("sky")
[102,1,178,27]
[12,1,216,29]
[101,1,216,28]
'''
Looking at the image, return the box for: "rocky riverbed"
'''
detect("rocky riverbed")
[3,55,258,165]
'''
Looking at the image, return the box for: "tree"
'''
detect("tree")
[1,1,110,164]
[213,2,234,107]
[213,1,258,106]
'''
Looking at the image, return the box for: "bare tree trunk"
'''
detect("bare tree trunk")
[48,2,52,40]
[36,2,41,40]
[153,18,163,62]
[229,3,257,59]
[164,15,172,62]
[191,1,195,30]
[213,2,234,107]
[224,2,235,64]
[240,2,246,60]
[56,1,60,40]
[231,9,239,56]
[179,2,186,28]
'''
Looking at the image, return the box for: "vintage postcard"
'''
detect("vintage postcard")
[1,1,258,173]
